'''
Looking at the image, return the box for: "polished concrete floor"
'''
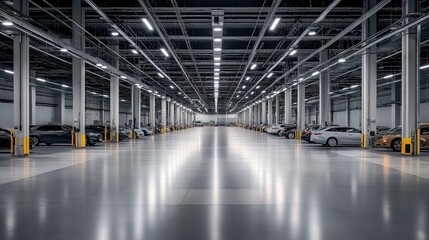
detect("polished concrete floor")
[0,127,429,240]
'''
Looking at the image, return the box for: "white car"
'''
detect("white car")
[311,126,361,147]
[269,124,286,135]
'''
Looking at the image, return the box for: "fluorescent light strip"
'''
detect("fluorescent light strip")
[270,18,281,31]
[157,72,165,78]
[160,48,169,57]
[250,64,257,70]
[142,18,154,31]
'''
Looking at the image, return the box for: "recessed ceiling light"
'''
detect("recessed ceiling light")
[270,17,281,31]
[178,92,182,95]
[256,86,260,89]
[170,85,174,89]
[267,72,274,78]
[250,64,257,70]
[96,63,103,67]
[91,92,97,95]
[242,85,246,89]
[214,38,222,42]
[60,48,68,52]
[213,27,222,32]
[36,78,46,82]
[289,49,297,56]
[338,58,346,63]
[262,90,266,93]
[132,49,138,54]
[308,30,317,36]
[214,47,222,52]
[111,31,119,36]
[2,21,13,26]
[61,84,69,88]
[142,18,154,31]
[157,72,164,78]
[214,57,221,61]
[214,77,219,80]
[101,65,107,69]
[246,77,250,81]
[214,68,220,72]
[214,62,220,66]
[251,91,254,95]
[120,76,127,79]
[160,48,169,57]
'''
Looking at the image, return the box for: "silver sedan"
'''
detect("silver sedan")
[310,126,361,147]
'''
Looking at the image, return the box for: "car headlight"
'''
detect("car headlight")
[383,139,387,143]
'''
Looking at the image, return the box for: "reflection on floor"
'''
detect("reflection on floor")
[0,127,428,240]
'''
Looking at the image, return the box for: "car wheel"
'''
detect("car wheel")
[391,139,401,152]
[31,137,40,146]
[287,132,295,139]
[327,138,338,147]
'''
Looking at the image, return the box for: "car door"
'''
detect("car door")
[345,128,361,145]
[57,126,72,143]
[333,127,347,144]
[420,126,429,148]
[36,125,55,143]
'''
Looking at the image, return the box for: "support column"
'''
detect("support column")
[391,82,401,127]
[401,0,420,155]
[175,104,180,128]
[297,82,306,139]
[161,97,166,133]
[13,0,30,156]
[149,94,155,129]
[275,95,280,125]
[170,102,175,130]
[256,104,260,125]
[306,106,312,125]
[319,50,331,125]
[249,106,253,125]
[267,98,273,125]
[72,0,86,147]
[345,98,351,127]
[55,91,65,124]
[110,43,120,142]
[132,86,141,129]
[284,88,292,124]
[361,0,377,148]
[30,86,36,125]
[261,100,267,124]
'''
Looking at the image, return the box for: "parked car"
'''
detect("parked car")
[30,124,100,146]
[280,125,297,139]
[86,125,126,141]
[311,126,361,147]
[195,121,203,127]
[0,128,11,150]
[268,124,286,135]
[302,125,323,142]
[375,125,429,151]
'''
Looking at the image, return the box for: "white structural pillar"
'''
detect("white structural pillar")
[401,0,420,155]
[391,83,401,127]
[275,95,280,125]
[319,50,331,125]
[267,98,273,125]
[345,98,351,127]
[297,83,305,139]
[72,0,86,147]
[256,104,260,124]
[261,100,267,124]
[249,106,253,125]
[13,0,30,156]
[361,0,377,148]
[284,88,292,124]
[161,97,166,132]
[175,104,180,127]
[150,94,156,128]
[110,42,120,142]
[55,91,65,124]
[132,86,141,129]
[170,102,175,129]
[306,106,312,125]
[30,86,36,125]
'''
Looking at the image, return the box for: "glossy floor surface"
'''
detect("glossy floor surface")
[0,127,429,240]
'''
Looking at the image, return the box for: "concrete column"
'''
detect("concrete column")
[55,91,65,124]
[275,95,280,125]
[149,94,155,128]
[175,105,180,127]
[30,86,36,125]
[249,106,253,125]
[100,98,105,124]
[345,98,350,127]
[361,0,377,148]
[391,83,401,127]
[110,43,120,142]
[256,104,260,124]
[401,0,420,155]
[284,88,292,124]
[267,98,273,125]
[319,50,331,125]
[72,0,86,147]
[161,97,166,132]
[132,86,141,129]
[306,106,312,125]
[170,102,175,129]
[13,0,30,156]
[297,83,306,138]
[261,100,267,124]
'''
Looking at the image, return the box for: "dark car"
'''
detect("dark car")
[0,128,11,150]
[86,125,125,141]
[30,124,99,146]
[280,125,297,139]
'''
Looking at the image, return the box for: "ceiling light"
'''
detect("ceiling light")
[214,38,222,42]
[312,71,320,76]
[120,76,127,79]
[267,72,274,78]
[214,62,220,66]
[103,95,109,98]
[250,64,257,70]
[256,86,260,89]
[160,48,169,57]
[298,78,304,81]
[178,92,181,95]
[214,68,220,72]
[121,99,126,102]
[270,17,281,31]
[262,90,266,93]
[101,65,107,69]
[245,96,249,99]
[242,85,246,89]
[91,92,97,95]
[36,78,46,82]
[214,72,220,76]
[2,21,13,26]
[134,83,140,86]
[420,64,429,70]
[148,90,153,93]
[338,58,346,63]
[289,49,297,56]
[214,47,222,51]
[154,90,159,94]
[61,84,69,88]
[142,18,154,31]
[60,48,68,52]
[213,27,222,32]
[157,72,164,78]
[169,85,174,89]
[131,49,138,54]
[308,30,317,36]
[350,85,359,88]
[236,95,240,98]
[4,70,14,74]
[111,31,119,36]
[214,77,219,80]
[246,77,250,81]
[96,63,103,67]
[383,74,394,79]
[251,91,254,95]
[330,92,333,95]
[214,57,221,61]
